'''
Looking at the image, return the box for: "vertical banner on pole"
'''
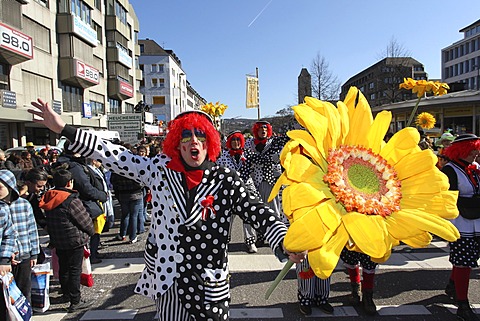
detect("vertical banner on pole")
[246,76,259,109]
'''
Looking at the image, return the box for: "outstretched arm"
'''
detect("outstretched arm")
[28,98,66,134]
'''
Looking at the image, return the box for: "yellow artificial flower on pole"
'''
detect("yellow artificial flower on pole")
[265,87,459,298]
[399,78,450,127]
[200,101,228,129]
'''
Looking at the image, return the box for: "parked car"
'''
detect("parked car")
[5,145,62,157]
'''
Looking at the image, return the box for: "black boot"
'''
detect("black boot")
[361,289,377,316]
[457,301,480,321]
[445,279,456,301]
[349,282,361,305]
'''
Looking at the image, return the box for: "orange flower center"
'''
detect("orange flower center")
[323,145,401,217]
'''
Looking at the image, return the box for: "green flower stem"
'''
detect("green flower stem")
[264,260,294,300]
[406,97,422,127]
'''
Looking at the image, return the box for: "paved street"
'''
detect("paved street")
[32,208,480,321]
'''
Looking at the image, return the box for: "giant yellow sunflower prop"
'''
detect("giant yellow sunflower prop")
[270,87,459,279]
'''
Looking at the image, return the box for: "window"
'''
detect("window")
[140,44,144,53]
[23,71,53,107]
[0,63,8,90]
[159,64,164,72]
[151,64,157,72]
[23,17,51,53]
[370,93,376,100]
[94,0,101,10]
[139,79,145,87]
[139,64,144,71]
[61,84,83,112]
[94,23,103,44]
[90,92,105,115]
[114,1,127,25]
[153,96,166,104]
[159,79,165,88]
[109,99,120,114]
[152,79,157,87]
[124,103,134,113]
[70,0,92,25]
[34,0,49,8]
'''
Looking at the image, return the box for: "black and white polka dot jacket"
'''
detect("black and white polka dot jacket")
[63,127,288,304]
[244,136,289,186]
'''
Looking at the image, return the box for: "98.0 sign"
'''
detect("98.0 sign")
[0,23,33,59]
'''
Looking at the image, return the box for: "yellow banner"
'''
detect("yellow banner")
[246,76,259,109]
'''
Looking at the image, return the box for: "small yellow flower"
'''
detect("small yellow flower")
[399,78,449,98]
[415,112,436,130]
[200,102,228,118]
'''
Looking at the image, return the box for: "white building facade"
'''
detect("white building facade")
[139,39,205,123]
[442,19,480,90]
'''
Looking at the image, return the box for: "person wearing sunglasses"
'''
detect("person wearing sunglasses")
[217,131,259,253]
[28,100,306,321]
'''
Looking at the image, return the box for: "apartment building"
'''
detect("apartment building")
[0,0,141,149]
[442,19,480,90]
[340,57,428,107]
[138,38,205,124]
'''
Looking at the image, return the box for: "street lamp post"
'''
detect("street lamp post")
[179,73,185,113]
[473,64,480,91]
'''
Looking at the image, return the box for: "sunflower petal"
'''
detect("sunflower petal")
[393,209,459,242]
[292,104,329,154]
[380,127,420,165]
[401,190,459,219]
[394,149,438,180]
[344,88,374,147]
[284,208,329,252]
[287,130,327,170]
[308,224,349,279]
[401,232,433,248]
[282,183,329,211]
[342,213,389,258]
[367,111,392,154]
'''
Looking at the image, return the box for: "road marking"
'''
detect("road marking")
[80,309,138,320]
[307,306,357,317]
[32,312,67,321]
[230,307,283,319]
[438,303,480,314]
[377,305,431,315]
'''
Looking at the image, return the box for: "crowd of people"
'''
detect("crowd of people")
[0,96,476,321]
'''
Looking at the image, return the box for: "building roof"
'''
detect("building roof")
[459,19,480,32]
[138,39,169,55]
[371,89,480,113]
[343,57,423,85]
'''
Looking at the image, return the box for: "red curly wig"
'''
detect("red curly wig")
[252,121,272,139]
[443,139,480,162]
[226,131,245,149]
[163,112,221,162]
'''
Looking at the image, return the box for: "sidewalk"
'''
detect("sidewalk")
[87,239,453,275]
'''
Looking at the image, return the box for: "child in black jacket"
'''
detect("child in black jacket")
[39,169,95,313]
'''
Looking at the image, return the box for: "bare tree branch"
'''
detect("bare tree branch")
[309,52,340,101]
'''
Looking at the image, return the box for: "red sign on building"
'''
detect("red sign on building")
[119,80,133,97]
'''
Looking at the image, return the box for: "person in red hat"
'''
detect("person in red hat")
[244,121,288,223]
[442,133,480,321]
[28,99,306,321]
[217,131,259,253]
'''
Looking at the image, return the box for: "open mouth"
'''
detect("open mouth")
[190,148,199,159]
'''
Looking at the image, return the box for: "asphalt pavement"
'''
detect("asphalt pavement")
[32,203,480,321]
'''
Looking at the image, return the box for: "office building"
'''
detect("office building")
[0,0,142,148]
[442,19,480,90]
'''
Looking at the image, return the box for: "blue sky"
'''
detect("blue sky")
[129,0,480,119]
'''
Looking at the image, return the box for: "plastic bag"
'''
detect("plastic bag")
[80,247,94,287]
[1,272,33,321]
[31,262,50,313]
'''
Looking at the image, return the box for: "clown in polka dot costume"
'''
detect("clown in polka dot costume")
[29,100,307,321]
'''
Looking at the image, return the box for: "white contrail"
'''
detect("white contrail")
[248,0,273,27]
